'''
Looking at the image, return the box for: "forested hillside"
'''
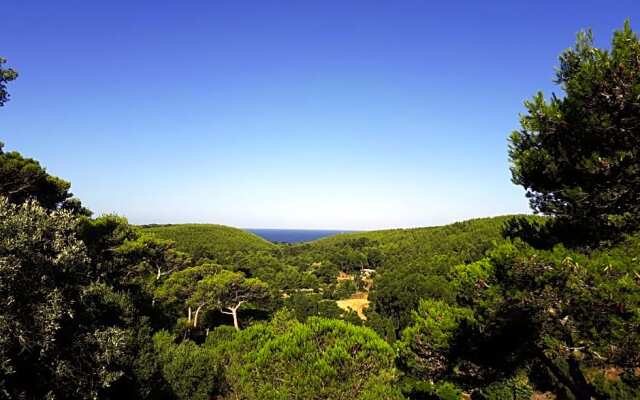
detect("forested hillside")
[306,215,516,267]
[138,224,274,263]
[1,21,639,400]
[284,215,527,337]
[137,216,515,272]
[137,216,523,339]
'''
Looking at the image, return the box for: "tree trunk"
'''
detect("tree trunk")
[231,308,239,331]
[223,301,246,331]
[537,350,603,400]
[567,357,604,400]
[187,306,192,323]
[193,305,204,328]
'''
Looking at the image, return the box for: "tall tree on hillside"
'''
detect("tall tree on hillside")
[0,57,17,107]
[155,262,222,326]
[118,236,191,282]
[189,270,269,330]
[509,21,640,246]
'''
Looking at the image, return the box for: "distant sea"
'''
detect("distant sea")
[247,229,355,244]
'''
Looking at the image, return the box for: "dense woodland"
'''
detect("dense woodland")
[1,21,640,400]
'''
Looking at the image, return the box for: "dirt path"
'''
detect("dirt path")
[336,291,370,320]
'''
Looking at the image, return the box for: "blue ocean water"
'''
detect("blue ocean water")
[247,229,354,244]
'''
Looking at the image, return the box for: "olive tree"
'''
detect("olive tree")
[0,198,130,399]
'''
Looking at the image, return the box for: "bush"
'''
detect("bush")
[333,279,357,299]
[475,375,533,400]
[153,331,223,400]
[223,317,405,400]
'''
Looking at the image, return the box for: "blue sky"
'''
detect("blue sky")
[2,1,638,229]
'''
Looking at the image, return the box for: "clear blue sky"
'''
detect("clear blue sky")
[2,1,637,229]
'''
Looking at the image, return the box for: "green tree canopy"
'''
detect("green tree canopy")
[155,262,222,329]
[116,236,191,288]
[0,143,90,213]
[398,299,475,383]
[223,314,405,400]
[368,266,456,336]
[453,240,640,400]
[153,331,223,400]
[189,269,270,330]
[509,21,640,245]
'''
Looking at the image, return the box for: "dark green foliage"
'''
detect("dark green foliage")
[0,142,89,213]
[0,199,129,399]
[283,293,343,321]
[79,215,136,261]
[473,374,534,400]
[124,321,171,400]
[0,57,17,107]
[365,310,397,342]
[310,260,340,283]
[154,262,222,329]
[78,214,138,285]
[509,21,640,246]
[145,313,405,399]
[329,245,369,273]
[398,299,475,382]
[396,235,640,399]
[501,215,558,249]
[153,331,223,400]
[116,236,192,300]
[331,278,357,299]
[434,382,463,400]
[451,238,640,399]
[590,370,640,400]
[399,379,463,400]
[232,251,320,291]
[369,270,455,335]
